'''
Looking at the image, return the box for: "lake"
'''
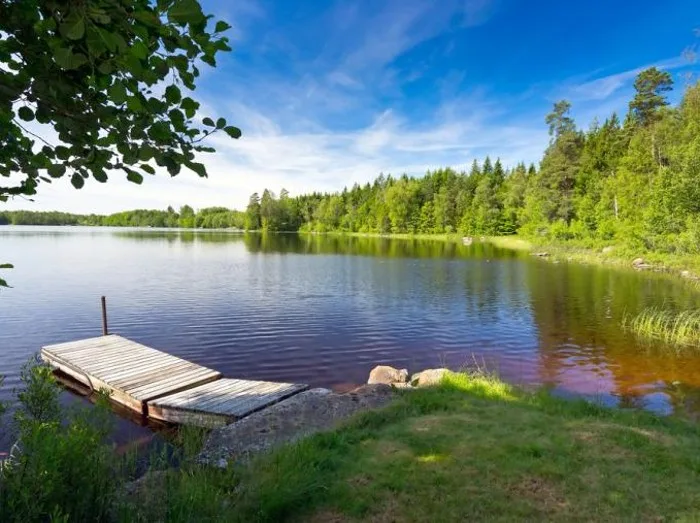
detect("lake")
[1,227,700,448]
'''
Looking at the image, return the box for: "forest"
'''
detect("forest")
[4,68,700,255]
[244,68,700,255]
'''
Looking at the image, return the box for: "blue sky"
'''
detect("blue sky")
[11,0,699,213]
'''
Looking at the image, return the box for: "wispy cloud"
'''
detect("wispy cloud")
[561,56,689,102]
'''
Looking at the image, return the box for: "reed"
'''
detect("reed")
[623,307,700,349]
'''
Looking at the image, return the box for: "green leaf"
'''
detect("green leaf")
[126,170,144,184]
[126,96,143,112]
[140,164,156,174]
[131,41,149,60]
[71,173,85,189]
[47,164,66,178]
[181,97,199,119]
[53,48,88,70]
[186,161,207,177]
[55,146,70,160]
[0,264,13,269]
[215,20,232,32]
[224,125,242,139]
[202,117,215,127]
[165,85,182,104]
[60,16,85,40]
[98,61,113,74]
[216,117,226,129]
[93,170,108,183]
[168,0,205,25]
[18,107,34,122]
[0,277,8,288]
[108,83,127,105]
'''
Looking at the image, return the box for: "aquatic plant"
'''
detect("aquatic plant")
[623,307,700,349]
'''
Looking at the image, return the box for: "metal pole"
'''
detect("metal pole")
[101,296,108,336]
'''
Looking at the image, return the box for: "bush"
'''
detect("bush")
[0,360,123,522]
[677,215,700,255]
[548,220,574,241]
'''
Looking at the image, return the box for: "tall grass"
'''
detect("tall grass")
[623,307,700,349]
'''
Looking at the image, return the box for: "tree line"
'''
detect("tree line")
[246,68,700,255]
[0,206,245,229]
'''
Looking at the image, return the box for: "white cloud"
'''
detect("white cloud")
[4,97,547,214]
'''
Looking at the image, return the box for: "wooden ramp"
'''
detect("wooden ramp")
[41,334,222,415]
[41,334,309,428]
[148,378,309,428]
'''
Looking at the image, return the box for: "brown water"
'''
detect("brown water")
[1,227,699,448]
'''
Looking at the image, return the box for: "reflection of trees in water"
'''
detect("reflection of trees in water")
[243,233,528,260]
[524,259,700,414]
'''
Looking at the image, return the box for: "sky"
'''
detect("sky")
[7,0,700,213]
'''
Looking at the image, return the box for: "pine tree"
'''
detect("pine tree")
[245,193,261,230]
[629,67,674,126]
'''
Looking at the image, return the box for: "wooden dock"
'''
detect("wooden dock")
[41,334,308,427]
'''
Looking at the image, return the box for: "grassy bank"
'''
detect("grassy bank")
[6,366,700,521]
[486,235,700,284]
[118,372,700,522]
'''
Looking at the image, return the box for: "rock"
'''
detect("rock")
[681,270,692,279]
[198,385,395,465]
[462,236,473,245]
[368,365,409,385]
[602,246,615,254]
[410,368,449,387]
[532,252,550,257]
[631,257,654,270]
[390,382,414,390]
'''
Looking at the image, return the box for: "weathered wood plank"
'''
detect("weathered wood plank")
[128,367,221,398]
[147,378,308,427]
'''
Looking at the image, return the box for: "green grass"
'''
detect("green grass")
[483,235,700,289]
[623,307,700,349]
[121,372,700,522]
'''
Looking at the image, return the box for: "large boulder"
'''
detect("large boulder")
[410,368,449,387]
[368,365,409,385]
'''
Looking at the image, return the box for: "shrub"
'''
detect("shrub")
[0,360,123,522]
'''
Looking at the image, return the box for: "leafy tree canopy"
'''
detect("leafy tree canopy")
[0,0,242,203]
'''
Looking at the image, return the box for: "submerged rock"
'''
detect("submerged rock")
[368,365,409,385]
[410,368,449,387]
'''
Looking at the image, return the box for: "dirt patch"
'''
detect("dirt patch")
[304,509,351,523]
[199,385,395,466]
[409,414,448,433]
[511,476,569,512]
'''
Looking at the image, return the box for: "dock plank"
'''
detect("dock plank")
[41,335,222,414]
[147,378,308,428]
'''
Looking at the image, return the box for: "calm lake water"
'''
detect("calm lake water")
[2,226,700,448]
